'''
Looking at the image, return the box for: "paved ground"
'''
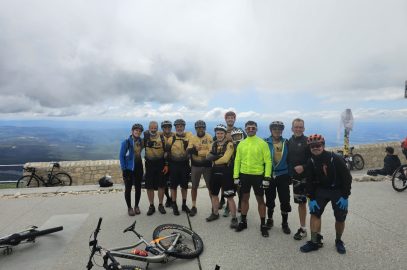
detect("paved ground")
[0,172,406,270]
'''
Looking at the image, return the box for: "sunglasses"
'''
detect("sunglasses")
[310,143,323,149]
[246,127,256,131]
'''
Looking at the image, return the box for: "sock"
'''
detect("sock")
[261,217,265,226]
[241,215,247,222]
[150,203,154,207]
[192,201,196,207]
[282,213,288,224]
[311,232,318,243]
[336,232,342,241]
[301,226,307,231]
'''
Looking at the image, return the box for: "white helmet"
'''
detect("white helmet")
[214,124,227,133]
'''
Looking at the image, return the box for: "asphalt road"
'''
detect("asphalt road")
[0,177,406,270]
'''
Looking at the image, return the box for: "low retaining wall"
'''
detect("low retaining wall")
[24,141,406,186]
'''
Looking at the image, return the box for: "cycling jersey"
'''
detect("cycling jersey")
[187,133,213,167]
[233,135,272,178]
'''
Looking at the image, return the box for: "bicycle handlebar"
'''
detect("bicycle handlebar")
[87,217,103,270]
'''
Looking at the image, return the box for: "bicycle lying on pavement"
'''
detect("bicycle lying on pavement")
[87,218,204,270]
[0,225,63,255]
[391,164,407,192]
[16,162,72,188]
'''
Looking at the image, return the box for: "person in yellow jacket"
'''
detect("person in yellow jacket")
[233,121,272,237]
[186,120,213,217]
[206,124,238,229]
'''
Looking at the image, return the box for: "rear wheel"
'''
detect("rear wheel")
[352,154,364,170]
[152,224,204,259]
[16,175,39,188]
[392,165,407,192]
[51,173,72,186]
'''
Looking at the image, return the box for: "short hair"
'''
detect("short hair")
[292,118,304,127]
[149,121,158,127]
[245,120,257,127]
[385,146,394,154]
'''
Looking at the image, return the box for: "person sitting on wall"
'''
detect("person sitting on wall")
[367,146,401,176]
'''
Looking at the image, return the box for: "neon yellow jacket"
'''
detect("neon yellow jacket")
[233,135,272,178]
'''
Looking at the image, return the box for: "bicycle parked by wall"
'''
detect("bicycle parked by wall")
[0,225,63,255]
[337,146,365,170]
[16,162,72,188]
[87,217,204,270]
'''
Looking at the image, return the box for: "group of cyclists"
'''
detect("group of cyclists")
[119,111,353,254]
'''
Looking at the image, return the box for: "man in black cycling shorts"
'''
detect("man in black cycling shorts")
[233,121,272,237]
[300,134,352,254]
[287,118,310,240]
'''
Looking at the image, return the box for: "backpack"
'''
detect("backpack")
[143,131,166,151]
[99,175,113,187]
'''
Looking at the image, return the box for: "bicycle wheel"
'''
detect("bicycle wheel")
[152,224,203,259]
[16,175,39,188]
[120,265,144,270]
[352,154,364,170]
[392,165,407,192]
[51,172,72,186]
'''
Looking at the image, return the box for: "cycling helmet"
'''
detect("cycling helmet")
[224,111,236,119]
[161,120,172,128]
[194,120,206,129]
[214,124,227,133]
[307,134,325,145]
[231,128,244,142]
[269,121,285,130]
[131,123,144,132]
[174,119,186,126]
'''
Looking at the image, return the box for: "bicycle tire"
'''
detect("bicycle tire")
[121,265,144,270]
[51,172,72,186]
[0,226,63,246]
[152,224,203,259]
[391,165,407,192]
[16,175,39,188]
[352,154,364,170]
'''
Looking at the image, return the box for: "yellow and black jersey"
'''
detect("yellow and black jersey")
[212,140,234,166]
[132,137,143,162]
[144,132,165,161]
[167,132,192,162]
[187,133,213,167]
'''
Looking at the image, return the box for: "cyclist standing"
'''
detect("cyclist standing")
[264,121,292,235]
[287,118,311,240]
[161,120,174,208]
[300,134,352,254]
[144,121,168,216]
[231,128,245,212]
[119,123,144,216]
[206,124,238,228]
[167,119,192,216]
[233,121,272,237]
[187,120,213,217]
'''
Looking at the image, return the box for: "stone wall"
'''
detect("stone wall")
[24,141,406,186]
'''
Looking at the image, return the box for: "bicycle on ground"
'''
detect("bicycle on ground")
[87,218,204,270]
[16,162,72,188]
[0,225,63,255]
[337,146,365,170]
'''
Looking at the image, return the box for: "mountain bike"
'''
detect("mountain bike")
[0,225,63,255]
[337,146,365,170]
[87,218,204,270]
[16,162,72,188]
[391,164,407,192]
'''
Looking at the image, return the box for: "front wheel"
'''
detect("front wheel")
[51,173,72,186]
[352,154,364,170]
[16,175,39,188]
[152,224,204,259]
[392,165,407,192]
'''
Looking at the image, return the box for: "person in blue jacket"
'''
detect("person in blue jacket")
[119,123,144,216]
[264,121,292,235]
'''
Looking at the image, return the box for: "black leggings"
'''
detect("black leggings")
[123,161,143,209]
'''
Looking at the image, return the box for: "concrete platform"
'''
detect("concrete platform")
[0,179,406,270]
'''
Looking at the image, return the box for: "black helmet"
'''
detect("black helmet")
[214,124,227,133]
[194,120,206,129]
[161,120,172,128]
[270,121,285,130]
[174,119,186,126]
[131,123,144,132]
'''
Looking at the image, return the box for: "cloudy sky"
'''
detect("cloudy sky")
[1,0,406,122]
